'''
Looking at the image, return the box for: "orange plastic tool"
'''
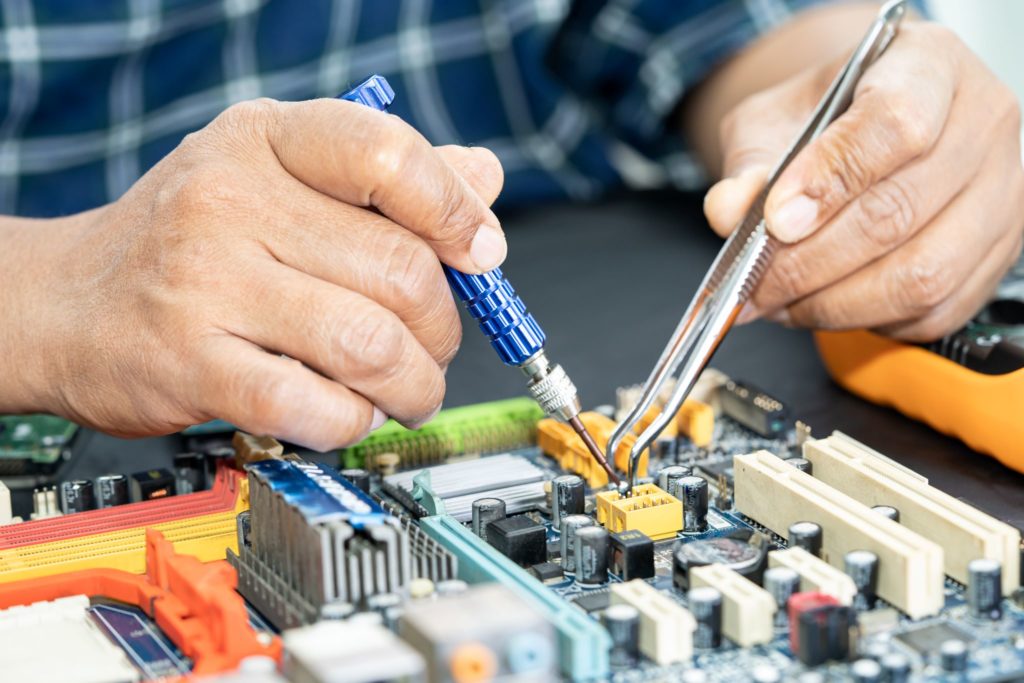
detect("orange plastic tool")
[0,528,280,678]
[815,330,1024,473]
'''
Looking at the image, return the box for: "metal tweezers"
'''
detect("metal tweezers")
[608,0,909,494]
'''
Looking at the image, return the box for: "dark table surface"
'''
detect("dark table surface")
[41,190,1024,529]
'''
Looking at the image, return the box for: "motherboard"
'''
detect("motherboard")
[0,369,1021,683]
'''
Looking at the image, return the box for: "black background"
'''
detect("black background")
[37,190,1024,529]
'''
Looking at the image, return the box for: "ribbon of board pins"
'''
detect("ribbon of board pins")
[607,0,908,496]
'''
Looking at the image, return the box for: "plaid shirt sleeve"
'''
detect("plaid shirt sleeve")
[0,0,844,218]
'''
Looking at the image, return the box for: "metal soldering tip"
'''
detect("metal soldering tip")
[569,415,621,486]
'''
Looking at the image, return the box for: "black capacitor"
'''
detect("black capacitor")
[340,468,371,493]
[763,566,800,627]
[871,505,900,522]
[471,497,506,539]
[173,452,206,494]
[851,658,882,683]
[551,475,585,527]
[609,530,655,581]
[59,480,96,514]
[657,438,678,461]
[688,586,722,649]
[560,515,593,573]
[680,475,709,533]
[795,604,854,666]
[880,653,911,683]
[486,515,546,567]
[658,466,691,499]
[95,474,130,508]
[787,458,813,475]
[203,446,234,480]
[129,468,177,502]
[940,639,968,672]
[602,603,640,668]
[844,550,879,610]
[967,558,1003,620]
[789,521,823,556]
[574,526,610,585]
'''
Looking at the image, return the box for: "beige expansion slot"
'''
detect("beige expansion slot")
[804,433,1021,595]
[610,580,695,665]
[768,547,856,605]
[688,564,775,647]
[733,451,945,619]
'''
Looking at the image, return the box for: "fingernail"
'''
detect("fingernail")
[409,404,441,430]
[469,224,506,272]
[370,406,388,431]
[736,302,761,325]
[770,194,818,242]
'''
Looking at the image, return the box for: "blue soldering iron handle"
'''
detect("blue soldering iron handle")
[339,75,547,368]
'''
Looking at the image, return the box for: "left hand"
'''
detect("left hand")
[704,21,1024,341]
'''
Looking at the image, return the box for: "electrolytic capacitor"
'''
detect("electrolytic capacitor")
[551,475,585,527]
[59,480,96,514]
[602,603,640,667]
[967,558,1003,620]
[653,438,678,462]
[787,458,813,475]
[871,505,900,522]
[471,498,507,539]
[574,526,610,585]
[658,466,691,499]
[688,586,722,649]
[763,566,800,627]
[560,515,593,573]
[788,521,823,556]
[940,639,968,672]
[850,658,882,683]
[95,474,130,508]
[845,550,880,610]
[173,452,206,494]
[680,475,709,533]
[880,653,911,683]
[340,468,371,493]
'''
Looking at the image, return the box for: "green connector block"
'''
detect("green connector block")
[0,414,78,468]
[339,397,543,470]
[419,514,611,681]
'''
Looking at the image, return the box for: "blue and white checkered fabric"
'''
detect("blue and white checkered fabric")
[0,0,831,217]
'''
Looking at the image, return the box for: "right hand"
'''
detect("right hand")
[19,98,505,450]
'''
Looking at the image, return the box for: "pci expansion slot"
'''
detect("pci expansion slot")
[734,451,945,618]
[804,433,1021,595]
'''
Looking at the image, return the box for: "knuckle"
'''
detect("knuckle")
[383,234,441,304]
[855,177,918,251]
[215,98,279,134]
[809,123,873,204]
[364,117,417,187]
[423,172,481,245]
[767,253,813,302]
[235,368,290,437]
[884,97,933,158]
[896,255,952,313]
[338,306,406,378]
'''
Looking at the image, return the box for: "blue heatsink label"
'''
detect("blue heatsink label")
[247,459,388,527]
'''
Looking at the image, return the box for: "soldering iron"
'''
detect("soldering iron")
[339,75,618,485]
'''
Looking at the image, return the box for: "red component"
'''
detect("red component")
[788,592,840,654]
[0,528,280,678]
[0,464,244,549]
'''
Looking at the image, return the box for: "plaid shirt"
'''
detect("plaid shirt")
[0,0,832,218]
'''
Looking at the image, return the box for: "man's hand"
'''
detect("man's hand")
[2,98,505,450]
[703,21,1024,341]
